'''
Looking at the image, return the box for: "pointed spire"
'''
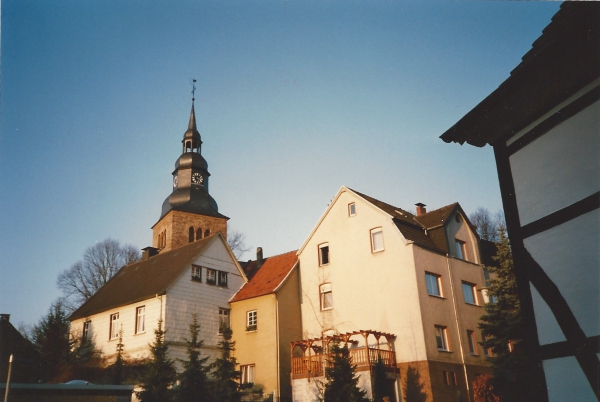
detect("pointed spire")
[188,102,197,131]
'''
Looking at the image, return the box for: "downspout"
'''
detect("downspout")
[445,256,471,402]
[275,294,280,400]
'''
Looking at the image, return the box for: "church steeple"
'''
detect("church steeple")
[182,102,202,154]
[152,96,228,252]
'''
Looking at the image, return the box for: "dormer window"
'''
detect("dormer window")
[455,239,468,261]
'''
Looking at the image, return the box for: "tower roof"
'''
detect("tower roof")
[182,102,202,145]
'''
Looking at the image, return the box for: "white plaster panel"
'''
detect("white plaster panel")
[509,100,600,226]
[530,285,566,345]
[543,357,596,401]
[524,209,600,339]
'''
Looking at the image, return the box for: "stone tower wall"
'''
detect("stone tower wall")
[152,210,228,252]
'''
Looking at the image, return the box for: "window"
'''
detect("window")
[320,283,333,311]
[110,313,120,340]
[467,330,478,355]
[219,308,230,333]
[207,269,217,285]
[462,282,478,305]
[241,364,255,384]
[435,325,449,351]
[483,335,493,357]
[455,239,468,261]
[189,227,195,243]
[136,306,146,334]
[318,243,329,266]
[425,273,442,297]
[246,310,257,331]
[348,203,356,216]
[192,265,202,281]
[218,271,228,287]
[196,228,202,240]
[371,228,384,252]
[205,268,228,287]
[82,321,91,341]
[443,371,458,386]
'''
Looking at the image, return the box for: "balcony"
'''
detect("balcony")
[290,330,396,379]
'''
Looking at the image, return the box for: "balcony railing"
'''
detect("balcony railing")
[291,347,396,378]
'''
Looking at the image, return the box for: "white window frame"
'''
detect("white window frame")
[82,321,91,341]
[206,268,217,285]
[218,271,228,287]
[467,330,478,355]
[348,203,356,216]
[462,281,478,305]
[219,308,230,333]
[136,306,146,334]
[241,364,255,384]
[320,283,333,311]
[247,310,257,331]
[191,265,202,281]
[371,228,384,253]
[318,243,330,266]
[425,272,443,297]
[110,313,120,340]
[435,325,450,351]
[455,239,468,261]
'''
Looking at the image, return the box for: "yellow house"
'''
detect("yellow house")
[230,250,301,401]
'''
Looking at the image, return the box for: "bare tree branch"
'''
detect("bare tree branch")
[227,227,250,259]
[57,238,141,310]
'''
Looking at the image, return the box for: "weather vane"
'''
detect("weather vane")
[191,78,197,102]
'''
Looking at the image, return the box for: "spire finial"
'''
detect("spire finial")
[191,78,197,102]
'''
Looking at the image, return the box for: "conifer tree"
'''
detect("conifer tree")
[176,314,210,402]
[478,226,532,401]
[323,340,368,402]
[112,328,125,385]
[403,366,427,402]
[31,300,72,382]
[136,319,176,402]
[210,327,240,402]
[371,357,390,402]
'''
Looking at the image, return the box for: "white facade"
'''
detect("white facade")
[70,236,245,369]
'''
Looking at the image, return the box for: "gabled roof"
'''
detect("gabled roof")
[230,251,298,303]
[69,234,230,321]
[350,189,463,253]
[440,2,600,147]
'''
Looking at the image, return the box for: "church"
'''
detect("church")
[69,100,246,368]
[69,95,493,402]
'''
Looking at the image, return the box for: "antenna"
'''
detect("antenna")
[190,78,197,102]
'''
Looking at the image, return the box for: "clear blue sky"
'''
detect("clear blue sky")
[0,0,561,327]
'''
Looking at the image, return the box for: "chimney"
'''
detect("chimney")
[415,203,427,216]
[0,314,9,323]
[141,247,159,260]
[256,247,264,269]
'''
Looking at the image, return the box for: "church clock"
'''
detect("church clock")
[191,172,203,185]
[173,175,178,188]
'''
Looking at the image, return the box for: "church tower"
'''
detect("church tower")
[152,100,228,252]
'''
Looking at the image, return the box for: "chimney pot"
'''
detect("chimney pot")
[256,247,264,269]
[415,203,427,216]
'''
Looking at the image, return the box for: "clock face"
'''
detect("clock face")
[173,175,178,188]
[191,172,203,185]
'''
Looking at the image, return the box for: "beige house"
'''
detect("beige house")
[69,233,246,367]
[230,249,301,401]
[292,187,491,401]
